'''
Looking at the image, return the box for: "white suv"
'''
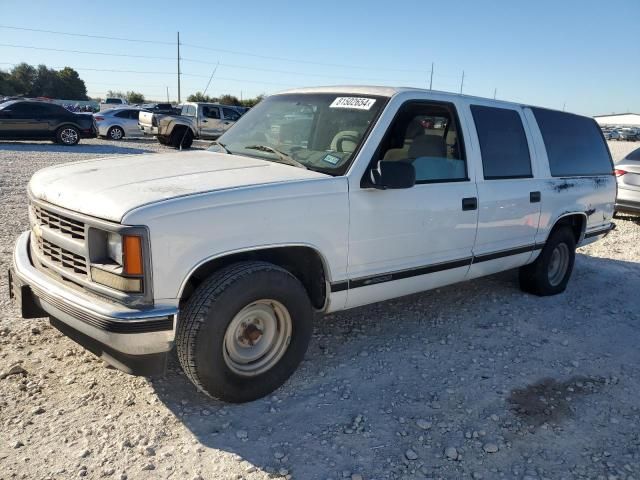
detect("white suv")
[10,86,616,402]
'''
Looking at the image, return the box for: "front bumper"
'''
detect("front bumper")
[10,231,177,375]
[615,187,640,214]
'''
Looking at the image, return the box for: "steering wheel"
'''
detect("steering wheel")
[336,135,360,153]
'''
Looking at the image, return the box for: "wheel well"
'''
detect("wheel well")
[179,247,328,310]
[552,214,586,243]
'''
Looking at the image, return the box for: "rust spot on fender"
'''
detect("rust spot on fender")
[550,180,576,192]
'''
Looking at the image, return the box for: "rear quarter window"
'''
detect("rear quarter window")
[531,108,613,176]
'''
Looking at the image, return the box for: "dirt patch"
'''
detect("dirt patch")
[508,376,605,426]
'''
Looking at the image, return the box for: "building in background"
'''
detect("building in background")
[594,113,640,127]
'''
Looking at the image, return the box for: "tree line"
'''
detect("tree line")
[186,92,264,107]
[1,63,265,107]
[0,63,88,100]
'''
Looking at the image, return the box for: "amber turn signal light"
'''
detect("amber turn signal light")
[123,235,144,275]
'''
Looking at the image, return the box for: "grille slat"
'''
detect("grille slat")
[33,205,85,240]
[37,236,88,276]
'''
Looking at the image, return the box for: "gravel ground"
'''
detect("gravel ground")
[0,138,639,480]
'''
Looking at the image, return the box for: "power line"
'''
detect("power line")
[0,62,293,87]
[0,25,174,45]
[0,43,174,61]
[0,42,429,83]
[0,23,429,74]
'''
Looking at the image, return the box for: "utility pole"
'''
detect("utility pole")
[177,32,181,103]
[429,62,434,90]
[562,102,566,111]
[493,88,497,100]
[166,86,169,103]
[460,70,465,94]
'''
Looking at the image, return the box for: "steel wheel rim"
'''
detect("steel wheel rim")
[110,128,123,139]
[223,299,292,377]
[548,243,570,286]
[61,128,78,144]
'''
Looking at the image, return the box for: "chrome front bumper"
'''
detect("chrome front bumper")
[10,231,178,375]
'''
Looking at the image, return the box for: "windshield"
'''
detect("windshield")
[210,93,387,174]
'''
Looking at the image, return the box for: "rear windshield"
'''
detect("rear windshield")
[532,108,613,176]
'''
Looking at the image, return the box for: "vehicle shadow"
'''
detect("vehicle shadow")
[148,253,640,479]
[0,141,154,155]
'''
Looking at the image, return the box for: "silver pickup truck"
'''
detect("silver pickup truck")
[138,102,243,148]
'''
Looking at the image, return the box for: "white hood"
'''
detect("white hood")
[29,151,328,222]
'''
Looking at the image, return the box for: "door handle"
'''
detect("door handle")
[462,197,477,211]
[530,191,541,203]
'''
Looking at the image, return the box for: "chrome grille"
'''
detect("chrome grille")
[33,204,85,240]
[36,236,88,275]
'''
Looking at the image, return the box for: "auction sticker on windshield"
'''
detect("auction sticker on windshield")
[330,97,376,110]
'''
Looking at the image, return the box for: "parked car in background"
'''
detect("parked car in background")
[94,107,147,140]
[138,102,243,148]
[10,86,616,402]
[615,147,640,214]
[142,103,178,114]
[620,128,639,141]
[0,100,97,145]
[99,98,128,112]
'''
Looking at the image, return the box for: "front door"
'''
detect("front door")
[346,100,479,309]
[199,105,225,138]
[0,102,47,138]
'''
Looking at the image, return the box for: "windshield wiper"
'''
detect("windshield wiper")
[211,141,231,154]
[244,145,307,170]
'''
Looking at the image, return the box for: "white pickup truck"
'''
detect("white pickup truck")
[10,86,616,403]
[138,102,242,148]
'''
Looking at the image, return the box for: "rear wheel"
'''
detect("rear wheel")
[519,226,576,296]
[107,126,124,140]
[56,126,80,146]
[170,128,193,149]
[176,261,313,403]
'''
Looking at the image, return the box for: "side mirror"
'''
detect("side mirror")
[369,160,416,189]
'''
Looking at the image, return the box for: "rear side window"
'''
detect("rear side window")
[532,108,612,176]
[471,105,532,179]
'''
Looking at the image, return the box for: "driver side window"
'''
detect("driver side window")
[377,101,468,183]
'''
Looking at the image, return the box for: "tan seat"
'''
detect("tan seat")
[408,134,446,158]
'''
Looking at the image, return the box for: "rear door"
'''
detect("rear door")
[465,103,542,279]
[221,107,241,133]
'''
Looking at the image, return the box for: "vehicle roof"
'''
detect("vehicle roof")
[276,85,578,117]
[184,102,226,107]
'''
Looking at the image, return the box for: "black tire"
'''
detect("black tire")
[107,126,125,141]
[170,128,193,149]
[519,226,576,296]
[157,136,168,145]
[176,261,313,403]
[55,125,80,146]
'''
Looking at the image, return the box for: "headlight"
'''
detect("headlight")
[91,231,145,293]
[107,232,123,265]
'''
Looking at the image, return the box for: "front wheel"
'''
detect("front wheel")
[56,126,80,146]
[176,261,313,403]
[519,226,576,296]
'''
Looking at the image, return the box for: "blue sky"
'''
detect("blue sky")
[1,0,638,115]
